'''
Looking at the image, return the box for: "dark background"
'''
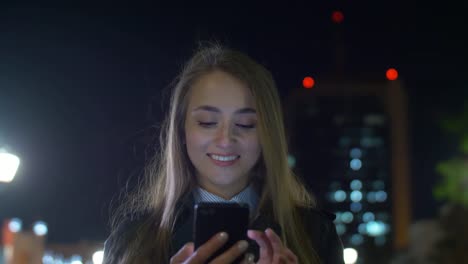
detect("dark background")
[0,2,467,243]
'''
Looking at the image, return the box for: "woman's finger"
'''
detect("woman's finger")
[272,254,289,264]
[238,253,255,264]
[265,229,298,263]
[265,228,284,253]
[284,248,298,263]
[184,232,228,263]
[170,242,194,263]
[211,240,250,264]
[248,229,273,260]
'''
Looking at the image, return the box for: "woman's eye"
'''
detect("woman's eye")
[236,124,255,129]
[198,122,216,127]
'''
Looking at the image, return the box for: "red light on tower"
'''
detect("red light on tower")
[386,68,398,80]
[303,76,315,89]
[332,11,344,24]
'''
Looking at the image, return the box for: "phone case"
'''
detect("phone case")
[193,202,250,263]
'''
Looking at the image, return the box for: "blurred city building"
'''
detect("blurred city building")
[1,219,104,264]
[284,78,411,264]
[45,240,104,264]
[1,219,44,264]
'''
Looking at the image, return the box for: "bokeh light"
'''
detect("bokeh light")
[302,76,315,89]
[386,68,398,80]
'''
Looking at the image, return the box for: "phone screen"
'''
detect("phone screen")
[193,202,250,263]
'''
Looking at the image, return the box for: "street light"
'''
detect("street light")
[33,221,48,236]
[0,148,20,183]
[93,250,104,264]
[343,248,358,264]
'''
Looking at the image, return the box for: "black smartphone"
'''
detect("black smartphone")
[193,202,250,263]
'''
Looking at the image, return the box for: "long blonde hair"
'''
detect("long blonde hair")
[108,43,320,263]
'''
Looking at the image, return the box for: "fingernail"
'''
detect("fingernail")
[237,240,249,251]
[218,232,228,242]
[246,253,255,262]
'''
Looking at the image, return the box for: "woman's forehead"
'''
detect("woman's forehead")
[188,71,255,111]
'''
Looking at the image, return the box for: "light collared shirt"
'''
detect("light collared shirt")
[193,185,258,217]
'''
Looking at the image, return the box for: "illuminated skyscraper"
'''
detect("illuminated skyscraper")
[284,79,411,263]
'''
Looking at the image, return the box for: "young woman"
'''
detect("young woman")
[103,44,344,264]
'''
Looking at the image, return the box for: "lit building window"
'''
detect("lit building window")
[349,148,362,159]
[350,179,362,190]
[334,190,347,202]
[350,234,364,246]
[375,191,388,202]
[336,223,347,235]
[362,212,375,222]
[350,191,363,202]
[366,221,389,237]
[341,212,354,223]
[350,159,362,171]
[367,192,376,203]
[350,202,362,212]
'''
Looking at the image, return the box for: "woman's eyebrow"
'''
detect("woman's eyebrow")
[192,105,256,114]
[236,107,256,114]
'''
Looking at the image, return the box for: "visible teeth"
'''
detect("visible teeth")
[210,154,238,161]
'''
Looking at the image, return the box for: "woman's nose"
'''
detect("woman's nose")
[215,124,235,147]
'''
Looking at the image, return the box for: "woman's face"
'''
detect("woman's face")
[184,70,261,198]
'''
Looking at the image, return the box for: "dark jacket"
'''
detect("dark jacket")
[103,196,344,264]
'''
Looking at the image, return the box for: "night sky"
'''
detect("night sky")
[1,3,467,244]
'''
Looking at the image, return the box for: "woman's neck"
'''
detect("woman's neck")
[196,178,249,200]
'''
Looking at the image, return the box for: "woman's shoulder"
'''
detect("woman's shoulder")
[298,206,337,237]
[297,206,336,225]
[297,206,345,263]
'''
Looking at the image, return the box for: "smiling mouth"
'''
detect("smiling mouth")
[207,154,240,162]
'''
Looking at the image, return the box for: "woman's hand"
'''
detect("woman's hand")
[247,228,298,264]
[170,232,252,264]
